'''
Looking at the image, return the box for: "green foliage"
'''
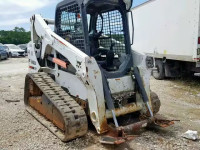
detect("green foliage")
[0,27,30,45]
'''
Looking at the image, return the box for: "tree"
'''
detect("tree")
[0,27,31,45]
[14,27,26,32]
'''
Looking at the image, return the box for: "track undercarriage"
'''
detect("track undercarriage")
[24,72,88,141]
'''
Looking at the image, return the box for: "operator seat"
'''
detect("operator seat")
[89,30,100,56]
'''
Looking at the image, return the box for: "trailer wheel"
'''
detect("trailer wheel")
[153,59,165,80]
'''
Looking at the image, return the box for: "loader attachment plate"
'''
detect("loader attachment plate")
[100,136,127,145]
[154,117,178,128]
[24,72,88,141]
[100,115,176,145]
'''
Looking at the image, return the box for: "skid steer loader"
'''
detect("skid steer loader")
[25,0,174,144]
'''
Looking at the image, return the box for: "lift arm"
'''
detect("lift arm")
[30,14,108,133]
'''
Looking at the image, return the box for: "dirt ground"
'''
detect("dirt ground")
[0,58,199,150]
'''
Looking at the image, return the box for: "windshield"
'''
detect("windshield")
[0,46,6,50]
[7,45,20,49]
[19,45,26,49]
[3,46,8,50]
[0,46,4,51]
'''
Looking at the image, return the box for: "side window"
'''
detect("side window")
[60,11,82,33]
[57,3,85,51]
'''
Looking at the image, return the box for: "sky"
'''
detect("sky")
[0,0,148,31]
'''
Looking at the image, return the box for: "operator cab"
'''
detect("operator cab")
[55,0,133,75]
[88,2,127,72]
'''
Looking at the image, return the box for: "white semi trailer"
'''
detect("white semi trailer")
[131,0,200,79]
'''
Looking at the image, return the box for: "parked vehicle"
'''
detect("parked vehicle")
[5,44,25,57]
[0,46,8,60]
[0,44,9,56]
[131,0,200,79]
[2,46,9,57]
[18,44,28,55]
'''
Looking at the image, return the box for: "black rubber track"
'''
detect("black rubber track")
[24,72,88,141]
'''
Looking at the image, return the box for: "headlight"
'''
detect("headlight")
[123,0,133,11]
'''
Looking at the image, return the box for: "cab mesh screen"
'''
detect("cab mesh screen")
[96,10,126,54]
[56,3,85,51]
